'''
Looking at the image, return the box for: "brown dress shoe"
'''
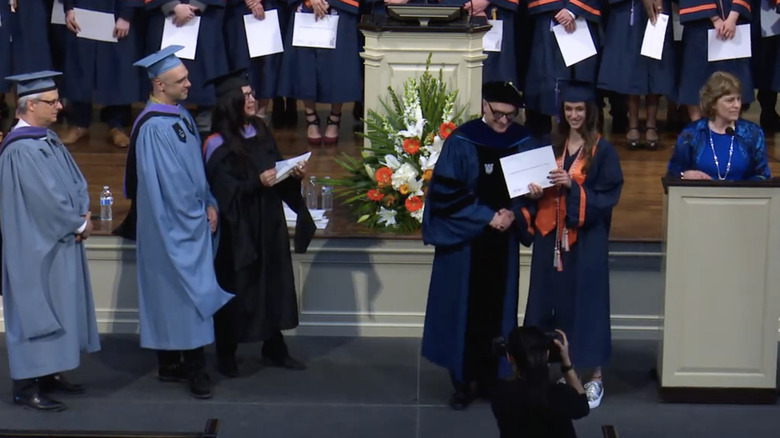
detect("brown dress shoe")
[108,127,130,148]
[60,126,88,145]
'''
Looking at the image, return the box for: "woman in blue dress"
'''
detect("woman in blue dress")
[598,0,676,150]
[677,0,753,121]
[668,71,771,181]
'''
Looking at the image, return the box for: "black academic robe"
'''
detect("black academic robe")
[205,123,314,342]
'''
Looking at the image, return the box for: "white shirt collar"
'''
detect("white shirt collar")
[12,118,32,130]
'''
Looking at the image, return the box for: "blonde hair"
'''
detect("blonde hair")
[699,71,742,120]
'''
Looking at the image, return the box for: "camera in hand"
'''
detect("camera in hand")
[493,331,563,363]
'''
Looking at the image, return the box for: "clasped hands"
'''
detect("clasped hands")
[173,3,200,27]
[74,213,93,243]
[308,0,330,20]
[245,0,265,20]
[554,9,576,34]
[489,209,514,232]
[711,11,739,41]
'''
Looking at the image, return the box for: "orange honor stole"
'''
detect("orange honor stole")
[534,141,595,271]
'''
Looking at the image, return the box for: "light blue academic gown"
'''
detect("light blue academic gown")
[0,126,100,380]
[133,103,233,351]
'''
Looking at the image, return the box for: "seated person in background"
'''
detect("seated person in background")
[668,71,771,181]
[491,327,589,438]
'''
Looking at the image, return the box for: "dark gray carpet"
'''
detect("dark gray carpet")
[0,335,777,438]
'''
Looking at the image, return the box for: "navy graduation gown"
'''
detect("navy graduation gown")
[223,0,288,100]
[61,0,144,105]
[524,138,623,369]
[598,0,676,97]
[421,119,535,382]
[145,0,229,106]
[524,0,602,116]
[438,0,519,85]
[749,0,778,91]
[0,4,11,93]
[10,0,52,74]
[772,0,780,92]
[277,0,362,103]
[676,0,753,105]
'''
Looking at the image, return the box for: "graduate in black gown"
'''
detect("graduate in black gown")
[202,70,315,377]
[421,82,536,411]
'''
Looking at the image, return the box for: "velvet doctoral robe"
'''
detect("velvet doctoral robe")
[0,127,100,380]
[421,119,535,382]
[116,102,233,350]
[524,138,623,369]
[202,124,314,342]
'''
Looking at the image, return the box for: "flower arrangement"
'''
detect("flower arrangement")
[328,58,465,233]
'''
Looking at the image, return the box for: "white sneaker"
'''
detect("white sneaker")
[584,380,604,409]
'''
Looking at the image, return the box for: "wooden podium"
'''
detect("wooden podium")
[659,178,780,404]
[358,9,491,135]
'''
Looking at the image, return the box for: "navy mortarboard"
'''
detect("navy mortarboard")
[4,71,62,97]
[556,79,596,104]
[482,81,524,109]
[133,45,185,79]
[203,69,251,100]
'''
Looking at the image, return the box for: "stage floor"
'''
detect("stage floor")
[19,102,780,242]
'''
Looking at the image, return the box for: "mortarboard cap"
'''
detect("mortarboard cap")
[133,45,185,79]
[482,81,523,108]
[5,70,62,98]
[556,79,596,104]
[204,69,251,100]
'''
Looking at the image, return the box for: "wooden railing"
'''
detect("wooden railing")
[0,419,219,438]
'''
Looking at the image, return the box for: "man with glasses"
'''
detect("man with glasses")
[421,81,536,410]
[0,70,101,411]
[114,46,232,400]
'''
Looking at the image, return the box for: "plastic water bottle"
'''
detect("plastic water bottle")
[321,176,333,211]
[306,176,318,210]
[100,186,113,221]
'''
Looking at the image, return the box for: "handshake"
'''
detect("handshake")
[489,208,514,232]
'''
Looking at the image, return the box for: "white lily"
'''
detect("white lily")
[382,154,401,170]
[407,177,425,197]
[411,204,425,222]
[398,117,425,139]
[419,149,439,171]
[391,163,419,190]
[377,207,397,227]
[431,135,444,154]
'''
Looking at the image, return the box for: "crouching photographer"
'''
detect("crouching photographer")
[491,327,589,438]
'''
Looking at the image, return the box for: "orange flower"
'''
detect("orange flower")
[402,138,420,155]
[375,167,393,187]
[383,195,397,207]
[439,122,456,139]
[398,184,410,195]
[366,189,385,201]
[405,196,423,212]
[422,169,433,182]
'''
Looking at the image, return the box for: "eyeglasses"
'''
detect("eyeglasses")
[243,90,256,100]
[36,98,61,107]
[486,101,518,122]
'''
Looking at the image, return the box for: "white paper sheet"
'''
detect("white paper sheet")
[671,4,683,41]
[243,11,284,58]
[640,14,669,60]
[73,8,117,43]
[552,18,597,67]
[500,145,558,198]
[275,152,312,184]
[707,24,751,62]
[51,0,66,25]
[483,19,503,52]
[284,206,329,229]
[760,1,780,38]
[292,13,338,49]
[161,16,200,60]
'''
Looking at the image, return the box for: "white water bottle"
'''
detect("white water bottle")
[306,176,318,210]
[321,176,333,210]
[99,186,113,221]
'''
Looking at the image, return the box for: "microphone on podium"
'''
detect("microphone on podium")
[725,127,735,136]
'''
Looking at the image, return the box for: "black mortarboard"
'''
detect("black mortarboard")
[556,79,596,104]
[482,81,523,108]
[204,69,251,100]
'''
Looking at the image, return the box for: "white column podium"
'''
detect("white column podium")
[358,13,490,136]
[659,178,780,404]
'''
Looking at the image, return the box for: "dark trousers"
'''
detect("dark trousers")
[157,347,206,374]
[213,298,289,361]
[757,90,778,115]
[67,101,131,129]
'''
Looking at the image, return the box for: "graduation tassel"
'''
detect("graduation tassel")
[563,228,570,252]
[556,249,563,272]
[553,246,560,269]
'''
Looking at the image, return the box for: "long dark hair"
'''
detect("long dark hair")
[507,326,550,406]
[210,88,267,160]
[552,100,600,174]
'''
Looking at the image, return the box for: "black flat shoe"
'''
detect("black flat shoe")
[39,374,85,395]
[448,389,475,411]
[263,355,307,371]
[14,392,67,412]
[158,364,189,383]
[188,371,213,399]
[217,357,239,378]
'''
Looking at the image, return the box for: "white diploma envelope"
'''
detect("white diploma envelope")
[760,0,780,38]
[51,0,66,25]
[707,24,751,62]
[73,8,118,43]
[552,18,597,67]
[500,145,558,198]
[640,14,669,60]
[244,10,284,58]
[275,152,311,184]
[292,13,339,49]
[161,16,201,60]
[483,19,503,52]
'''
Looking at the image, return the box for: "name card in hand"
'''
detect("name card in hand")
[161,16,201,60]
[500,145,557,198]
[707,24,751,62]
[275,152,312,184]
[483,20,503,52]
[244,10,284,58]
[640,14,669,61]
[552,18,597,67]
[73,8,118,43]
[292,13,339,49]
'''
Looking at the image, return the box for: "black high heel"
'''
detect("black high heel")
[645,127,660,150]
[626,126,641,151]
